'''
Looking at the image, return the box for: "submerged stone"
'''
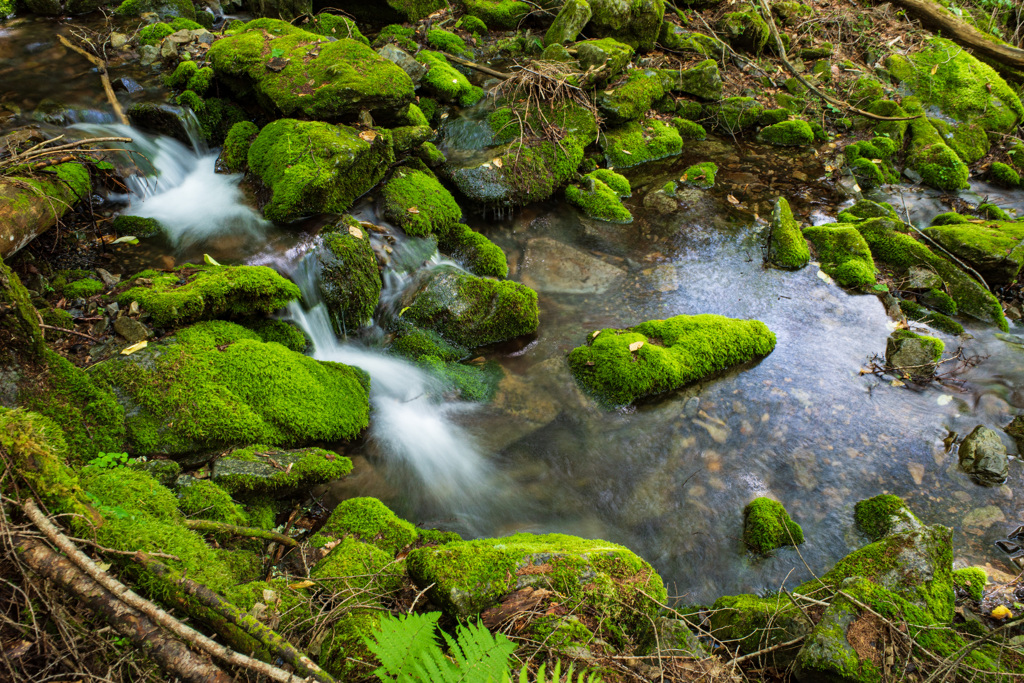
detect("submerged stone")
[958,425,1008,486]
[519,237,625,295]
[568,314,777,406]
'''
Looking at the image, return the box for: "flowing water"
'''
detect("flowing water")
[4,26,1024,602]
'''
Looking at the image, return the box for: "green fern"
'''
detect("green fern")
[508,661,605,683]
[365,612,516,683]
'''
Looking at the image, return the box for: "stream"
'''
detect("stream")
[4,18,1024,607]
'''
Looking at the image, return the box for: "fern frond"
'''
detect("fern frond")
[364,612,443,683]
[446,619,516,683]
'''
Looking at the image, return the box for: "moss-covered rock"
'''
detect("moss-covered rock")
[309,496,418,553]
[457,14,488,36]
[601,118,682,168]
[845,136,900,189]
[219,121,259,173]
[953,567,986,602]
[672,117,706,140]
[312,536,404,598]
[304,13,368,42]
[112,215,163,239]
[0,163,91,257]
[902,99,970,191]
[716,10,769,54]
[709,593,808,659]
[574,38,634,82]
[242,319,308,352]
[565,173,633,223]
[115,0,194,20]
[885,329,944,380]
[757,119,813,146]
[703,96,764,133]
[568,314,776,406]
[766,197,810,269]
[397,266,538,348]
[658,24,725,59]
[207,20,414,121]
[463,0,530,29]
[90,321,370,456]
[743,497,803,553]
[922,220,1024,286]
[597,70,666,125]
[139,18,203,46]
[212,444,353,499]
[803,223,876,287]
[380,166,461,237]
[660,59,722,101]
[247,118,394,222]
[680,161,716,189]
[177,479,247,525]
[545,0,591,46]
[407,532,667,647]
[316,219,382,332]
[898,300,964,336]
[436,223,509,279]
[416,50,485,107]
[587,0,665,51]
[854,494,922,541]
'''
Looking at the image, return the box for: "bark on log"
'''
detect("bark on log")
[184,519,300,547]
[137,553,336,683]
[889,0,1024,70]
[0,170,88,258]
[14,536,234,683]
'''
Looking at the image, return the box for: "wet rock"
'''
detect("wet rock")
[126,103,192,144]
[519,237,625,294]
[375,44,426,83]
[575,38,634,83]
[211,445,353,500]
[113,316,151,343]
[159,38,179,60]
[544,0,591,46]
[656,617,711,658]
[664,59,722,101]
[95,268,120,289]
[766,197,810,270]
[1006,416,1024,452]
[884,329,942,381]
[922,220,1024,287]
[110,33,130,50]
[905,265,944,290]
[586,0,665,51]
[139,44,160,66]
[958,425,1008,486]
[642,188,677,215]
[315,219,382,332]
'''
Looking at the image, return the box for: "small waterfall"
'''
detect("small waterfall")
[72,121,268,249]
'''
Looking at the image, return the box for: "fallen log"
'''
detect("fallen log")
[0,166,90,258]
[14,536,234,683]
[888,0,1024,70]
[184,519,300,546]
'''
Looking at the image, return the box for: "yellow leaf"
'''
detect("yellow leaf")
[629,341,644,352]
[121,341,148,355]
[891,379,905,387]
[592,330,600,338]
[289,580,315,590]
[992,605,1013,619]
[399,306,410,316]
[348,225,363,239]
[407,206,420,214]
[203,253,221,266]
[493,157,503,168]
[930,64,939,75]
[359,129,377,142]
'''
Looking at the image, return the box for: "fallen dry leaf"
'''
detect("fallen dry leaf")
[348,225,363,239]
[407,206,420,214]
[359,130,377,142]
[629,341,644,352]
[121,341,147,355]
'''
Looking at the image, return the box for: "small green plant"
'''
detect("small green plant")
[87,452,129,469]
[270,47,285,59]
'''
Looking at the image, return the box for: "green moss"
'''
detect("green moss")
[305,14,368,44]
[139,20,201,46]
[803,223,877,287]
[930,212,971,226]
[402,266,538,348]
[990,162,1021,187]
[706,96,765,133]
[565,175,633,223]
[568,314,777,406]
[854,494,918,541]
[372,24,418,53]
[128,459,181,487]
[112,215,162,238]
[681,161,716,189]
[309,497,418,554]
[64,277,104,299]
[311,536,404,596]
[601,119,682,169]
[743,497,804,553]
[241,319,307,352]
[889,328,945,367]
[381,166,462,237]
[717,11,769,53]
[220,121,259,173]
[115,0,194,20]
[597,71,666,125]
[389,328,467,363]
[463,0,530,29]
[416,141,446,166]
[953,567,986,602]
[177,479,247,525]
[416,50,484,107]
[922,288,958,316]
[207,21,415,120]
[165,61,213,94]
[457,14,488,36]
[575,38,635,80]
[709,593,806,656]
[4,162,91,230]
[427,28,472,58]
[213,444,354,499]
[899,300,964,335]
[903,100,970,191]
[921,219,1024,286]
[844,137,900,188]
[317,220,382,332]
[417,355,503,402]
[767,197,810,269]
[658,26,725,60]
[977,203,1012,221]
[39,308,73,339]
[247,119,394,222]
[116,264,299,329]
[436,223,509,278]
[671,117,706,140]
[406,532,667,647]
[89,321,369,456]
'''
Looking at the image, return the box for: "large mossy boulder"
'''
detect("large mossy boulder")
[309,496,419,553]
[716,10,769,54]
[115,264,300,329]
[922,220,1024,286]
[709,593,810,661]
[600,118,682,168]
[854,494,922,541]
[586,0,665,51]
[0,162,91,258]
[211,444,353,499]
[802,223,876,287]
[396,266,539,348]
[568,314,776,406]
[886,38,1023,163]
[247,118,394,222]
[207,20,414,121]
[462,0,530,29]
[380,166,462,237]
[90,321,370,457]
[416,51,485,106]
[766,197,809,270]
[544,0,592,46]
[406,533,667,645]
[315,219,382,332]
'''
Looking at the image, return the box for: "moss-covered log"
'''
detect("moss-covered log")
[887,0,1024,70]
[0,163,90,258]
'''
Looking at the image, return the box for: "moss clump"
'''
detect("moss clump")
[140,18,203,45]
[305,14,368,44]
[311,536,404,597]
[406,532,667,647]
[89,321,370,456]
[743,497,804,553]
[901,99,970,191]
[921,220,1024,286]
[372,24,418,52]
[116,264,299,329]
[220,121,259,173]
[416,50,484,107]
[416,141,446,166]
[426,28,472,57]
[921,288,957,316]
[316,220,382,332]
[463,0,529,29]
[930,212,971,226]
[597,71,666,125]
[845,137,900,188]
[177,479,248,525]
[767,197,810,269]
[437,223,509,279]
[717,10,769,53]
[887,328,944,368]
[709,594,807,656]
[3,163,91,238]
[241,319,307,352]
[672,117,706,140]
[681,161,716,189]
[757,119,813,146]
[977,203,1012,221]
[705,96,765,133]
[586,0,664,51]
[953,568,986,602]
[854,494,919,541]
[64,277,105,299]
[115,0,195,20]
[400,266,539,348]
[381,167,462,237]
[112,215,162,238]
[165,60,214,95]
[174,92,246,146]
[565,174,633,223]
[389,328,467,363]
[568,314,777,407]
[207,20,414,120]
[590,168,631,196]
[990,162,1021,187]
[803,223,876,287]
[899,300,964,336]
[248,119,394,222]
[212,444,353,499]
[457,14,488,36]
[575,38,635,81]
[309,497,419,554]
[601,119,682,169]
